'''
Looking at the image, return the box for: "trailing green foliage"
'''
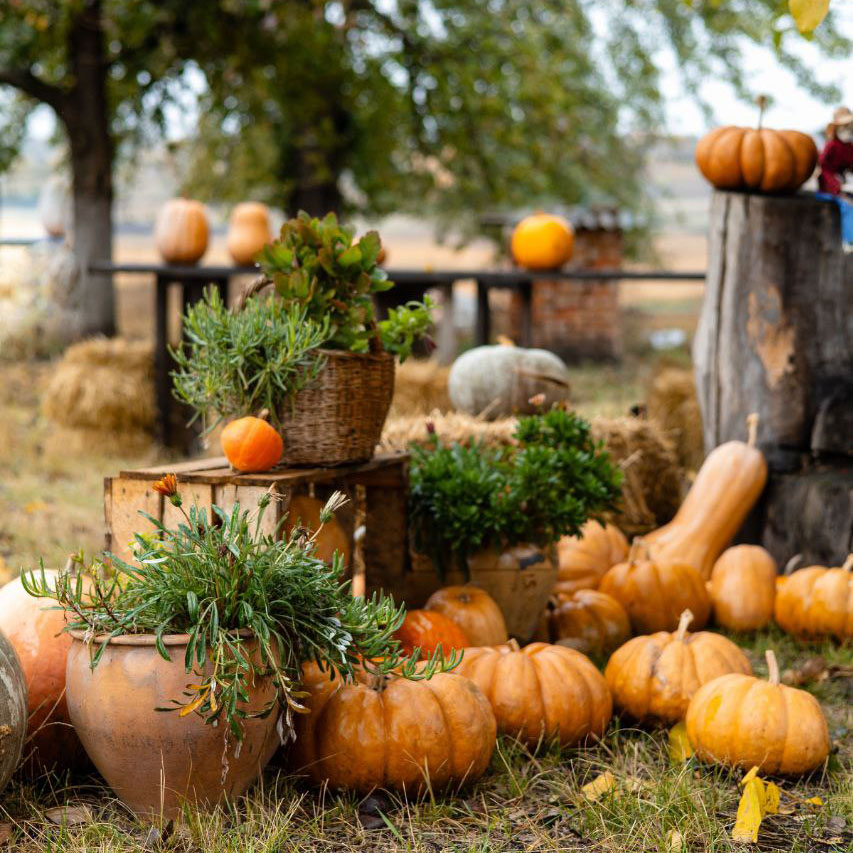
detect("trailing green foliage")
[22,489,457,742]
[408,408,623,579]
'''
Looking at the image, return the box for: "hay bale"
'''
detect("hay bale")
[380,410,517,453]
[42,338,156,437]
[647,367,704,472]
[389,360,451,418]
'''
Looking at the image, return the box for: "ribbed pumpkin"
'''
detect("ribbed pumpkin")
[605,610,752,724]
[424,586,508,646]
[221,416,283,473]
[155,198,209,265]
[710,545,777,632]
[291,663,496,792]
[453,641,612,748]
[644,414,767,580]
[545,589,631,657]
[510,213,574,271]
[227,202,272,266]
[686,650,830,776]
[0,630,27,791]
[282,495,351,567]
[599,539,711,634]
[393,610,469,658]
[695,126,817,193]
[554,520,629,597]
[774,554,852,640]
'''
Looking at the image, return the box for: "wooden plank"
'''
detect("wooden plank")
[105,478,163,566]
[215,484,284,539]
[119,456,230,478]
[363,480,410,604]
[162,483,215,530]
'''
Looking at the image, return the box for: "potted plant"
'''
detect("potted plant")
[172,211,433,465]
[23,476,451,820]
[408,408,623,640]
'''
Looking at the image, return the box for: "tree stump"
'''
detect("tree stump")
[694,190,853,565]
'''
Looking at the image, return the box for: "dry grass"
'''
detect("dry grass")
[647,367,704,473]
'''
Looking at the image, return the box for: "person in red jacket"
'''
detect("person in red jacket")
[818,107,853,197]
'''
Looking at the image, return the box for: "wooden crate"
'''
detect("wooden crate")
[103,452,442,607]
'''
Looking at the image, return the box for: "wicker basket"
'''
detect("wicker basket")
[278,349,395,466]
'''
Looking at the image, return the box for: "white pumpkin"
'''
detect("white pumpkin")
[448,344,570,418]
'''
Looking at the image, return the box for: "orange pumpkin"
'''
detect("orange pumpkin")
[554,520,629,597]
[424,585,508,646]
[645,414,767,580]
[393,610,469,658]
[227,202,272,266]
[599,539,711,634]
[605,609,752,724]
[695,126,817,193]
[686,650,830,776]
[709,545,777,632]
[291,663,496,792]
[774,554,852,640]
[453,641,612,748]
[282,495,351,567]
[155,198,209,265]
[545,589,630,657]
[221,416,283,473]
[511,213,574,270]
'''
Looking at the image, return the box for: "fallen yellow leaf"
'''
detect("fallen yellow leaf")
[805,796,824,806]
[24,500,48,514]
[733,778,766,843]
[581,771,617,802]
[667,828,686,852]
[668,722,693,763]
[765,782,780,814]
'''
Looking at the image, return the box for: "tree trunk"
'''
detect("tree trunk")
[694,190,853,565]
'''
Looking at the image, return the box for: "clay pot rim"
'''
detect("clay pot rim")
[68,628,254,647]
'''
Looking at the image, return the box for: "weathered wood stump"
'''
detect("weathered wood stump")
[694,190,853,565]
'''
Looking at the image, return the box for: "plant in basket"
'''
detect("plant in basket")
[22,477,456,819]
[408,407,623,640]
[172,211,433,466]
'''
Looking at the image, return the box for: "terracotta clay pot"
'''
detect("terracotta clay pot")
[66,632,279,820]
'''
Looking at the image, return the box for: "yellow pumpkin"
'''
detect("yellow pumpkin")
[774,554,853,640]
[227,202,272,266]
[686,650,830,776]
[645,414,767,580]
[554,520,629,597]
[424,585,509,646]
[453,641,612,748]
[605,610,752,724]
[709,545,776,631]
[546,589,631,657]
[510,213,574,271]
[155,198,209,265]
[695,126,817,193]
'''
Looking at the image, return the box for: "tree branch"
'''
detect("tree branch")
[0,68,67,114]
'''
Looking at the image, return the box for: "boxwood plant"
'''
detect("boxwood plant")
[408,408,623,579]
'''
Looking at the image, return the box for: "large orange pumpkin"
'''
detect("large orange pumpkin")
[554,520,629,597]
[644,414,767,580]
[695,126,817,193]
[424,585,508,646]
[0,572,89,773]
[599,539,711,634]
[393,610,469,658]
[221,416,283,473]
[709,545,777,632]
[774,554,852,640]
[545,589,630,657]
[453,641,612,748]
[685,650,829,776]
[291,663,496,792]
[511,213,574,270]
[605,610,752,724]
[227,202,272,266]
[154,198,209,265]
[282,495,351,567]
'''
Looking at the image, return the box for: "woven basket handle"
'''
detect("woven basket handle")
[234,274,273,313]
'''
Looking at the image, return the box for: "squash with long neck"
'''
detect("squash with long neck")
[644,413,767,580]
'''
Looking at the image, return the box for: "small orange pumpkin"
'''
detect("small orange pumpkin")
[554,520,629,597]
[545,589,630,657]
[511,213,574,270]
[282,495,351,566]
[227,202,272,266]
[393,610,469,658]
[605,609,752,724]
[155,198,209,265]
[709,545,776,632]
[424,585,508,646]
[220,416,283,472]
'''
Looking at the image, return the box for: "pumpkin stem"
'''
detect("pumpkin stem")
[746,413,760,447]
[842,554,853,572]
[765,649,780,685]
[783,554,803,576]
[506,638,521,652]
[756,95,767,130]
[675,609,694,642]
[628,537,649,564]
[257,408,270,422]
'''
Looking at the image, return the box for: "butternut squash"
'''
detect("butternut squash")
[645,414,767,580]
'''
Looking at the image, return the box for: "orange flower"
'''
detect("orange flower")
[152,474,181,506]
